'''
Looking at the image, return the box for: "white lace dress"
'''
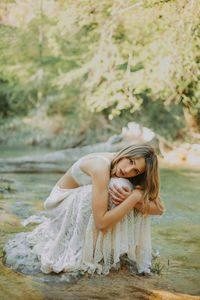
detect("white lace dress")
[4,156,152,275]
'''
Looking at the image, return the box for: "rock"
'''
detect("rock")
[0,122,199,172]
[149,290,200,300]
[121,122,156,144]
[106,134,123,145]
[111,122,200,166]
[0,213,22,231]
[11,202,31,219]
[3,232,41,274]
[116,122,174,157]
[120,253,138,274]
[0,142,120,173]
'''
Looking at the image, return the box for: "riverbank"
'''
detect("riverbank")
[1,117,200,172]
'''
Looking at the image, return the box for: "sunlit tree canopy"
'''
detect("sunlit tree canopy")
[0,0,199,140]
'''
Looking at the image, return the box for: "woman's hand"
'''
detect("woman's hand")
[110,185,144,206]
[109,184,132,205]
[135,197,165,215]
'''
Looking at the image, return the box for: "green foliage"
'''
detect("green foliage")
[150,259,165,275]
[150,257,170,275]
[0,0,199,137]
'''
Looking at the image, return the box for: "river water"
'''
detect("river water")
[0,149,200,299]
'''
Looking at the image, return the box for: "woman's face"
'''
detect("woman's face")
[115,157,146,178]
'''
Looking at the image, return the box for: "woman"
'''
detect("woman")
[4,144,164,275]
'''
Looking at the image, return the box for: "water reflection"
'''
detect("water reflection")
[0,164,200,298]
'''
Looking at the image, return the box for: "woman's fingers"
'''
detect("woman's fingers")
[112,185,124,196]
[113,184,130,196]
[122,186,132,193]
[135,185,143,190]
[112,199,120,205]
[110,185,132,205]
[110,186,125,199]
[113,184,132,195]
[110,191,123,202]
[113,184,124,194]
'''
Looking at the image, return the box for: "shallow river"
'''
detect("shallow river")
[0,148,200,299]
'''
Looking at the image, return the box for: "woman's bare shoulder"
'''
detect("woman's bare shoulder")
[81,152,116,160]
[80,152,115,176]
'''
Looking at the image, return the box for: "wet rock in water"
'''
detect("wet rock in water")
[3,232,41,274]
[0,177,19,195]
[11,201,31,219]
[120,254,138,274]
[38,269,200,300]
[38,270,84,286]
[0,213,22,231]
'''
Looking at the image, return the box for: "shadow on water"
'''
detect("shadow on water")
[0,152,200,299]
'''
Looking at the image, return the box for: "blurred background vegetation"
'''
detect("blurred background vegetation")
[0,0,199,148]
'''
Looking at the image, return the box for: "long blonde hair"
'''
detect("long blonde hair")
[111,144,164,213]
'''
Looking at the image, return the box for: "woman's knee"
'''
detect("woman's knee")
[109,177,133,190]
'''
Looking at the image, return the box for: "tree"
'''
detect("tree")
[0,0,199,135]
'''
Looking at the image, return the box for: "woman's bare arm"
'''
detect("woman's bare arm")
[135,200,164,215]
[84,158,143,231]
[110,185,164,216]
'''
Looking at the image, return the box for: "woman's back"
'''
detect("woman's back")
[57,152,115,189]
